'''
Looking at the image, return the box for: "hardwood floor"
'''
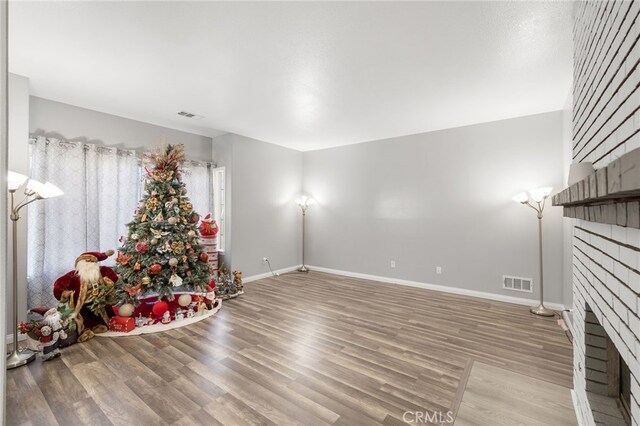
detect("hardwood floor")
[455,362,576,426]
[6,271,574,425]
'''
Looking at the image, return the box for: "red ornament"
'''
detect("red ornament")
[149,263,162,275]
[208,279,216,290]
[189,212,200,224]
[135,242,149,253]
[152,301,168,317]
[199,252,208,262]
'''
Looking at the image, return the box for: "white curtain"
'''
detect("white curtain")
[182,162,213,218]
[27,136,213,309]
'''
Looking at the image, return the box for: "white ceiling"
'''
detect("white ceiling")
[9,1,573,152]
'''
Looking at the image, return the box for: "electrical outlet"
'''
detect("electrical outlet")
[262,257,268,263]
[436,266,442,274]
[390,260,396,268]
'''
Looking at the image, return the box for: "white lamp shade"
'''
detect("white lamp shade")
[568,162,595,186]
[296,195,313,207]
[25,179,45,195]
[7,171,28,191]
[512,192,529,203]
[529,187,553,202]
[39,182,64,199]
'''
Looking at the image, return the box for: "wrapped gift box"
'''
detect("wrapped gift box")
[109,316,135,333]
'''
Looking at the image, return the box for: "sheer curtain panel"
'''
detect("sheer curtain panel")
[28,137,138,308]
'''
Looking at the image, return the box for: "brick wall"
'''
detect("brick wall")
[572,1,640,425]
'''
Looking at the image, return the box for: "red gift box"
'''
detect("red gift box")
[109,316,135,333]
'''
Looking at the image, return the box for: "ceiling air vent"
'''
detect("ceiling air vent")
[177,111,204,120]
[502,275,533,293]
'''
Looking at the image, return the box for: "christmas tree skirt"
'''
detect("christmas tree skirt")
[97,300,221,337]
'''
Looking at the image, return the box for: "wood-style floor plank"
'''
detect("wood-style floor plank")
[6,271,575,425]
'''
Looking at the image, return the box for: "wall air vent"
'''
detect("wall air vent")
[502,275,533,293]
[177,111,204,120]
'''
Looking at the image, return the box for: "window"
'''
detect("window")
[212,166,226,252]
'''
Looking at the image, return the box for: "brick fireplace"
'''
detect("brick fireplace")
[584,304,632,425]
[562,1,640,425]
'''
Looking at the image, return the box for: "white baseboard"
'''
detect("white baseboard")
[306,265,567,311]
[243,265,301,283]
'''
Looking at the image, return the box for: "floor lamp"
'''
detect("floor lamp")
[6,171,63,369]
[296,195,313,273]
[512,187,554,317]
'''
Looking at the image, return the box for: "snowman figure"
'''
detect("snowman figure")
[187,306,195,318]
[175,308,184,321]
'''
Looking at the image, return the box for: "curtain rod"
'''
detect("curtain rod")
[28,136,217,168]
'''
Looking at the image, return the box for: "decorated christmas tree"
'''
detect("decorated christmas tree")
[114,144,212,305]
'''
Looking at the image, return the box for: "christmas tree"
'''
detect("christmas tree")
[114,144,212,305]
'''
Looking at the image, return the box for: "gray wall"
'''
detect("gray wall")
[212,133,303,277]
[303,111,566,304]
[30,96,214,160]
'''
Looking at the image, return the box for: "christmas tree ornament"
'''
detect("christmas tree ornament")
[199,252,208,262]
[187,230,196,237]
[152,301,169,317]
[178,294,192,307]
[133,262,141,271]
[169,273,183,287]
[131,233,139,240]
[149,263,162,275]
[189,212,200,224]
[167,216,178,225]
[117,251,132,265]
[135,242,149,254]
[118,303,135,317]
[169,257,179,267]
[141,276,151,286]
[150,229,169,239]
[124,284,141,297]
[154,213,164,222]
[150,238,158,245]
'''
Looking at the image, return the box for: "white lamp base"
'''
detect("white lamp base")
[530,304,555,317]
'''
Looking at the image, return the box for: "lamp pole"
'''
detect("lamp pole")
[531,205,553,316]
[296,196,312,273]
[513,188,554,317]
[6,189,39,369]
[298,203,309,273]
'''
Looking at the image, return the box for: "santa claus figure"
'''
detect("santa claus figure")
[53,250,118,343]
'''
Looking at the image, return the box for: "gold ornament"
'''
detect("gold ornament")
[146,198,160,210]
[171,241,185,254]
